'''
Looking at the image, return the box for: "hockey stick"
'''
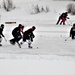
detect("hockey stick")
[66,20,71,26]
[4,37,7,42]
[17,42,21,48]
[68,19,72,26]
[65,37,70,41]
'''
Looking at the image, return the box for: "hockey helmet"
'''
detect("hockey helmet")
[18,24,22,27]
[1,24,4,28]
[73,23,75,27]
[32,26,36,30]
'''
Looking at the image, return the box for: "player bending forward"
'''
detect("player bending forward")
[20,26,36,48]
[10,24,24,46]
[0,24,5,46]
[70,23,75,39]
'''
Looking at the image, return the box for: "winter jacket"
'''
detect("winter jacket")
[0,26,4,37]
[59,12,68,19]
[12,26,22,38]
[70,27,75,37]
[23,28,35,41]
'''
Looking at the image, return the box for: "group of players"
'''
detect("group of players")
[0,12,75,48]
[56,11,75,39]
[56,12,69,25]
[0,24,36,48]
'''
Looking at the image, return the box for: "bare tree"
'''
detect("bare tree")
[67,3,75,15]
[3,0,15,11]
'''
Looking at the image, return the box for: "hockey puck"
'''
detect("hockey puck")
[60,35,62,37]
[65,40,67,41]
[37,47,38,49]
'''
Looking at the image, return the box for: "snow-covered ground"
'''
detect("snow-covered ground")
[0,0,75,75]
[0,24,75,75]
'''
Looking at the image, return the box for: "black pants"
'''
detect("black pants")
[23,33,33,42]
[10,34,22,44]
[72,35,75,39]
[56,18,61,25]
[23,34,29,42]
[0,35,2,43]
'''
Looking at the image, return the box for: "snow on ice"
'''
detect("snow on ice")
[0,0,75,75]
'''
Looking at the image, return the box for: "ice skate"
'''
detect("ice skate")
[9,40,15,45]
[17,42,21,48]
[28,45,33,48]
[0,44,2,46]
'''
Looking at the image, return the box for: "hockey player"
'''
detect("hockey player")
[56,12,69,25]
[70,23,75,39]
[0,24,5,46]
[9,24,24,46]
[20,26,36,48]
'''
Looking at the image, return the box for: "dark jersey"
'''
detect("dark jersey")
[70,27,75,36]
[60,12,68,19]
[24,28,34,37]
[23,28,35,41]
[12,27,21,37]
[0,26,4,37]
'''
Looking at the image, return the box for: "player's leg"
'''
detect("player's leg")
[0,36,2,46]
[28,39,32,48]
